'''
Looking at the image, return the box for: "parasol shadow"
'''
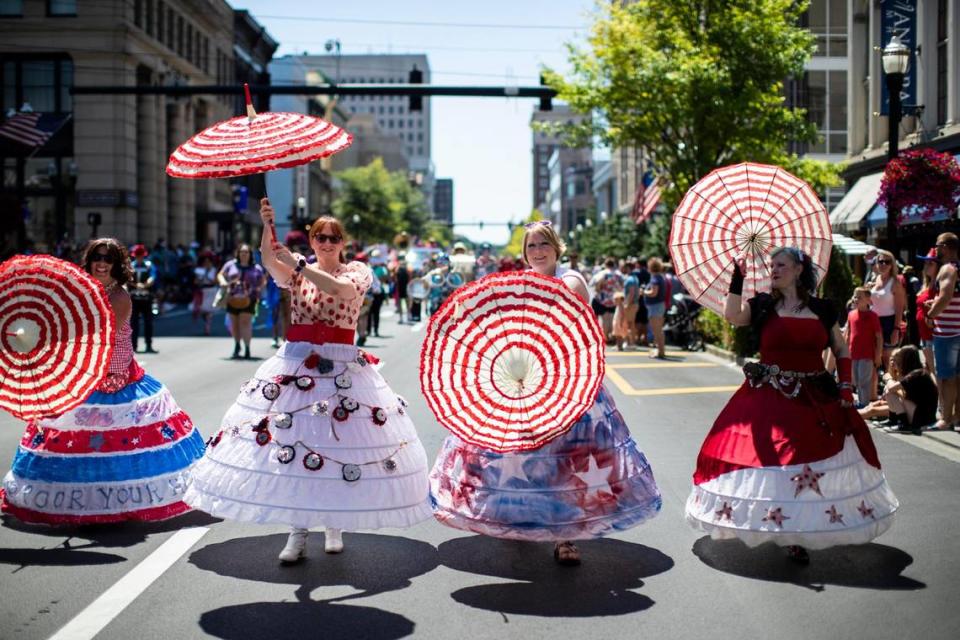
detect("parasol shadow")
[438,535,673,617]
[692,536,925,591]
[199,601,414,640]
[188,532,439,603]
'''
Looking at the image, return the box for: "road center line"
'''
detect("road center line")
[48,527,209,640]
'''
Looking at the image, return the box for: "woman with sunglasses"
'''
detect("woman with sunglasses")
[870,250,907,369]
[184,199,431,564]
[430,220,662,566]
[1,239,205,525]
[685,247,898,564]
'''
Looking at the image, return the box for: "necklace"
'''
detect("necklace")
[102,279,120,294]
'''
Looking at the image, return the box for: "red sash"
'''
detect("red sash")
[286,323,356,345]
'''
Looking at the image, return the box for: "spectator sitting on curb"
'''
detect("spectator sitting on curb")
[859,345,939,435]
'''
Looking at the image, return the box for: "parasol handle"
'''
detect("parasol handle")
[5,328,26,340]
[262,190,281,251]
[244,83,257,121]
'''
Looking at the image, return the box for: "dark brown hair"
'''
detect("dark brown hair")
[81,238,133,285]
[234,243,254,265]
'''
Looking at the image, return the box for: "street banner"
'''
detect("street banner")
[879,0,917,116]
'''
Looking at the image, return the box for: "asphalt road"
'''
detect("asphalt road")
[1,306,958,640]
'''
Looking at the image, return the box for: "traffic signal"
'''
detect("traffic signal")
[539,73,552,111]
[409,65,423,112]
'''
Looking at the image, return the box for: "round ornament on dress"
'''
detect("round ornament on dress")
[356,353,368,367]
[397,396,409,407]
[341,397,360,412]
[295,376,315,391]
[372,407,387,425]
[255,430,272,446]
[273,413,293,429]
[262,383,281,401]
[332,406,349,422]
[303,452,324,470]
[383,458,397,472]
[316,358,335,374]
[398,406,405,416]
[311,401,329,416]
[342,464,362,482]
[277,445,296,464]
[335,373,352,389]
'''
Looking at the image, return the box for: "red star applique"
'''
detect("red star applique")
[825,504,845,524]
[790,464,826,497]
[857,500,876,520]
[762,507,790,528]
[715,502,733,521]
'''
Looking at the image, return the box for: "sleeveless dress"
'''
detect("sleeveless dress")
[685,299,898,549]
[183,261,432,530]
[429,267,662,541]
[1,319,204,525]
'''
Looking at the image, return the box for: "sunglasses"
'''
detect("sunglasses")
[524,220,552,230]
[877,259,892,265]
[312,233,342,244]
[90,253,115,264]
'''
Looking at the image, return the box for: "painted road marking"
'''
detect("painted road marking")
[49,527,209,640]
[608,362,720,369]
[604,367,738,397]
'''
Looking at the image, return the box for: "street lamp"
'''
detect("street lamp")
[351,213,361,246]
[881,33,911,253]
[296,196,306,229]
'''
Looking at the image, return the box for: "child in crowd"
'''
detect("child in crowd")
[860,346,939,435]
[844,287,883,406]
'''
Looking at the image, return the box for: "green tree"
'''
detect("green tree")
[542,0,841,208]
[576,215,644,263]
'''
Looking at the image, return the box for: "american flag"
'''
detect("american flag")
[632,169,661,223]
[0,112,70,149]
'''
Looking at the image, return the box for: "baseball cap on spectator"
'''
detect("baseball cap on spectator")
[916,247,939,261]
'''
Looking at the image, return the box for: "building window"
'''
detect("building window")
[417,132,423,141]
[134,0,143,27]
[388,106,394,114]
[1,56,74,114]
[806,0,846,58]
[397,119,403,128]
[144,0,153,33]
[936,0,948,125]
[388,119,394,127]
[417,146,423,155]
[186,24,193,62]
[0,1,23,16]
[166,9,174,48]
[157,1,164,40]
[48,0,76,16]
[176,16,184,56]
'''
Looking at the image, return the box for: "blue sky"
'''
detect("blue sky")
[234,0,595,244]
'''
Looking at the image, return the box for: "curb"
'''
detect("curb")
[921,429,960,450]
[704,343,749,366]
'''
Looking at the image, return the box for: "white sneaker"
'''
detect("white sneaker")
[278,528,308,564]
[324,528,344,554]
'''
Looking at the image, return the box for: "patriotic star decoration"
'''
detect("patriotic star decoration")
[88,434,105,451]
[66,440,74,448]
[131,437,140,445]
[857,500,876,520]
[160,425,175,440]
[31,432,45,447]
[825,505,845,524]
[762,507,790,528]
[714,501,734,521]
[495,456,530,485]
[790,464,826,497]
[575,455,613,491]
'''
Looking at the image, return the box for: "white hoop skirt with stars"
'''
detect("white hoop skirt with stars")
[183,341,432,530]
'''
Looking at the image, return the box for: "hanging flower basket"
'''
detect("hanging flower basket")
[878,148,960,220]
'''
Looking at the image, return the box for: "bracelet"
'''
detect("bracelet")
[838,382,853,390]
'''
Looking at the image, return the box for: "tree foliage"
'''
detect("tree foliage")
[332,158,431,244]
[542,0,841,209]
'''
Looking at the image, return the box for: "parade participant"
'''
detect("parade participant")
[193,251,218,336]
[429,220,662,566]
[1,239,204,525]
[217,244,266,360]
[367,249,388,338]
[926,232,960,430]
[184,200,431,564]
[130,244,158,353]
[474,242,497,279]
[685,247,898,564]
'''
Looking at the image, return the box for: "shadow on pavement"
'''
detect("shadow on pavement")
[437,535,673,617]
[199,601,414,640]
[0,546,125,568]
[189,532,439,602]
[692,536,926,591]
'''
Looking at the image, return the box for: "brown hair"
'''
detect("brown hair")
[307,216,348,263]
[647,257,663,273]
[521,223,566,266]
[81,238,133,285]
[234,243,254,265]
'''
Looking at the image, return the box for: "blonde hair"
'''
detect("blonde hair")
[875,249,900,278]
[521,223,566,266]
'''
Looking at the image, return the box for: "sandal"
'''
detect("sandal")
[933,420,954,431]
[553,541,581,566]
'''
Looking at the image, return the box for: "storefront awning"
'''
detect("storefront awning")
[865,202,958,228]
[831,233,876,256]
[829,172,883,232]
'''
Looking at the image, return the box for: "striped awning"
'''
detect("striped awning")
[831,233,876,256]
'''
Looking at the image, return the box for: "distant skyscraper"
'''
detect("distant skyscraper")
[434,178,453,225]
[530,105,586,212]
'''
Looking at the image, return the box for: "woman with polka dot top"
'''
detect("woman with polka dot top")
[184,199,432,565]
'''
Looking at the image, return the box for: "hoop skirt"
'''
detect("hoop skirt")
[1,326,204,525]
[430,385,662,541]
[183,340,432,530]
[685,315,898,549]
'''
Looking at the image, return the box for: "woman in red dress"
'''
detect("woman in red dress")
[685,247,898,564]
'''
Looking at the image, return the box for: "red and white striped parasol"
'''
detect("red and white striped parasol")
[0,255,114,420]
[166,84,353,243]
[669,162,832,315]
[420,271,605,453]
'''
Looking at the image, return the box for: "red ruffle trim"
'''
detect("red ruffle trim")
[0,493,192,526]
[20,411,195,454]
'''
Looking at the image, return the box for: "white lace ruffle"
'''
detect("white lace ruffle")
[183,341,432,530]
[685,436,898,549]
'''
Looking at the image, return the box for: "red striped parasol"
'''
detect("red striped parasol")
[420,271,605,453]
[669,162,832,315]
[0,255,114,420]
[166,84,353,243]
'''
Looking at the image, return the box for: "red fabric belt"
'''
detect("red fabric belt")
[286,323,356,345]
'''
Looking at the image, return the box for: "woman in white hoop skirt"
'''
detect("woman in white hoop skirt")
[685,247,898,564]
[184,200,431,563]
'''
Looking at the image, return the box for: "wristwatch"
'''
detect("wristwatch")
[294,258,307,274]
